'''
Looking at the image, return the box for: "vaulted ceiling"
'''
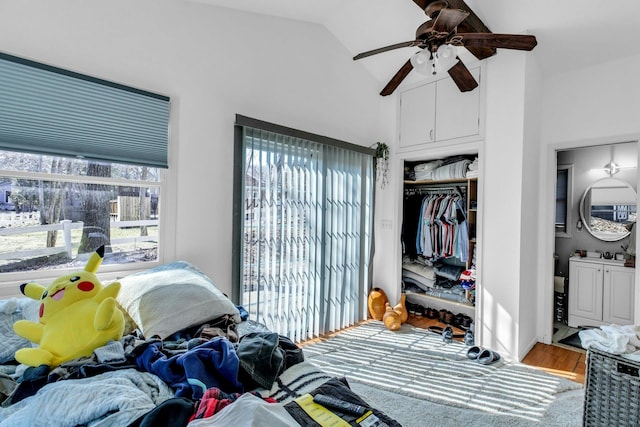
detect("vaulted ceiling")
[189,0,640,90]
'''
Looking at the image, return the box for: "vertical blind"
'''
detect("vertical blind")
[234,116,374,342]
[0,52,170,168]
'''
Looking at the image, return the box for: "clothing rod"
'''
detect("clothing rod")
[406,186,466,192]
[404,185,467,193]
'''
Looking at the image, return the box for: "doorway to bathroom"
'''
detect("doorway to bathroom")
[552,142,638,350]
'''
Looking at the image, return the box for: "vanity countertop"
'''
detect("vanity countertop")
[569,255,630,267]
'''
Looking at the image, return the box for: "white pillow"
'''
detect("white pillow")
[116,261,240,339]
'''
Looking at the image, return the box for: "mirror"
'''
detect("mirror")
[579,177,637,242]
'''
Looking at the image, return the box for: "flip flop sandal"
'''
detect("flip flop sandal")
[476,349,501,365]
[466,345,483,360]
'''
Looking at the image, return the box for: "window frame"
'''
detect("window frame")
[0,161,173,297]
[555,164,574,238]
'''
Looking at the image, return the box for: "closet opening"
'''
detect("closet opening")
[401,154,478,332]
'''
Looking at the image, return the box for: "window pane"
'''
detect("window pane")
[0,151,159,181]
[556,169,568,233]
[0,151,160,273]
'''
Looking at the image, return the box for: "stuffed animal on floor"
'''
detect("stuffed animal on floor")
[13,245,125,367]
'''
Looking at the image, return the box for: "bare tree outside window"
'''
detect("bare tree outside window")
[0,150,162,274]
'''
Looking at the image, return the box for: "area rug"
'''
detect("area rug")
[301,321,585,426]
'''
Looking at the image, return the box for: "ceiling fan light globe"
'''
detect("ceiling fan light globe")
[436,44,457,60]
[410,49,433,75]
[410,49,429,65]
[414,62,432,75]
[432,44,457,73]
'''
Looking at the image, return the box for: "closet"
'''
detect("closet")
[401,156,478,322]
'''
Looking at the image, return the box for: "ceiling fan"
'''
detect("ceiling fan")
[353,0,537,96]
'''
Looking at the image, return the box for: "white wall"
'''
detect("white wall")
[519,54,543,359]
[541,54,640,143]
[480,51,528,357]
[0,0,390,299]
[538,53,640,343]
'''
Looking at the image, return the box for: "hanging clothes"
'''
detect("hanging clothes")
[410,191,469,263]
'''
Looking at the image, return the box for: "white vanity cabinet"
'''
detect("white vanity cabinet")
[568,257,635,327]
[398,67,482,151]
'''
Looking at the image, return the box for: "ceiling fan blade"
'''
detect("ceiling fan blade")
[412,0,430,10]
[445,0,490,31]
[459,33,537,51]
[447,60,478,92]
[431,8,469,33]
[353,40,421,61]
[441,0,496,59]
[380,60,414,96]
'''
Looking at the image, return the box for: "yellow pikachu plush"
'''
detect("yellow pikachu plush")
[13,245,125,367]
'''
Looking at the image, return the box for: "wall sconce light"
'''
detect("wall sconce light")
[603,161,620,176]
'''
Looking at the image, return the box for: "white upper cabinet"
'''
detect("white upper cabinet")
[398,66,483,151]
[399,81,437,149]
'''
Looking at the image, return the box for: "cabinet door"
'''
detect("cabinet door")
[435,67,481,142]
[568,261,603,325]
[603,265,635,325]
[398,82,436,150]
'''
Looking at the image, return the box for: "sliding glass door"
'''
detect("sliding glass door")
[233,116,374,342]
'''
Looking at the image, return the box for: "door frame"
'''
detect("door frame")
[539,133,640,344]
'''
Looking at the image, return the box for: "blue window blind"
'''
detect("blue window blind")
[0,52,170,168]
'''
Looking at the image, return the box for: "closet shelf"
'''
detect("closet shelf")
[404,178,470,185]
[405,292,475,319]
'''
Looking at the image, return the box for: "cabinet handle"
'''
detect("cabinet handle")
[429,129,434,141]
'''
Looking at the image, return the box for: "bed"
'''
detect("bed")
[0,261,400,426]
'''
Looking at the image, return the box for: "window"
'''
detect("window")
[233,115,374,342]
[0,151,162,275]
[0,52,170,281]
[555,165,573,237]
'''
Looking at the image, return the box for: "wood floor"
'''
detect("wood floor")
[404,314,586,384]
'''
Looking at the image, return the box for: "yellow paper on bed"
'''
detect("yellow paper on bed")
[295,394,352,427]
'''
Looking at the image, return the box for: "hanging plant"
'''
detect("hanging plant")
[373,142,389,189]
